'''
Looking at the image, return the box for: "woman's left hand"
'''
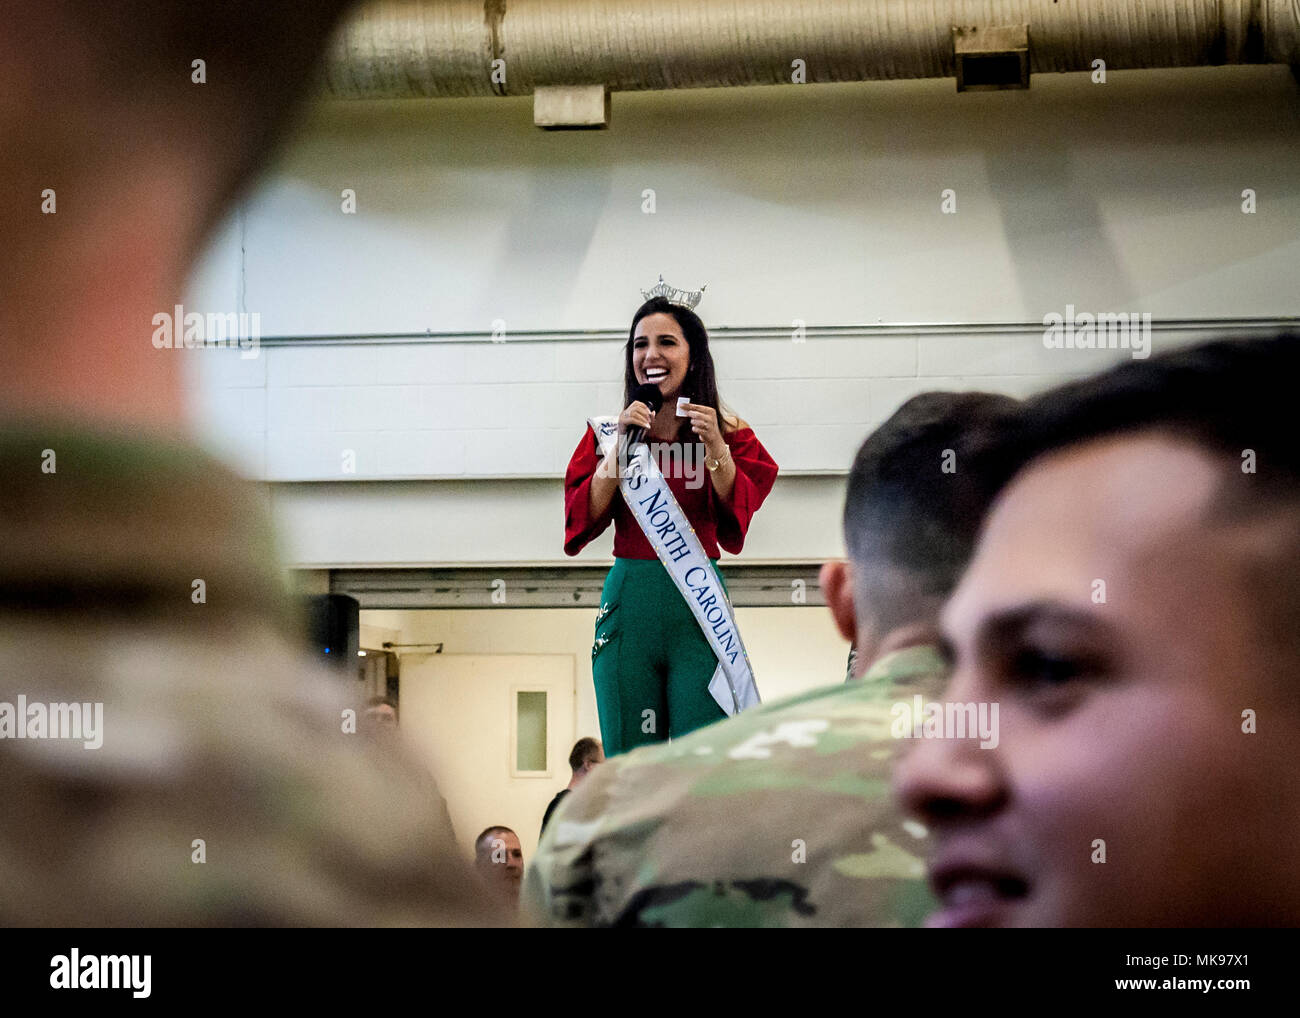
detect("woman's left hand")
[684,403,727,458]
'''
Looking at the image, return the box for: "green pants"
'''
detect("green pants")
[592,557,730,756]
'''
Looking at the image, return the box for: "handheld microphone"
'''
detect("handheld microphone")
[625,383,664,448]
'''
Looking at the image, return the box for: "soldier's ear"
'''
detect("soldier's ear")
[819,561,857,645]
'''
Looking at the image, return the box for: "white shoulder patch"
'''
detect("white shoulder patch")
[551,819,603,847]
[726,719,831,760]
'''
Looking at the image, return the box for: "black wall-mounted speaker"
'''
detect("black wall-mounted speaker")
[303,594,360,671]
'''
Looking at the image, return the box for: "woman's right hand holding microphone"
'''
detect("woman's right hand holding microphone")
[617,400,655,437]
[594,400,652,493]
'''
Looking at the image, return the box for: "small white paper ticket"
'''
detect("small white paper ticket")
[676,396,690,417]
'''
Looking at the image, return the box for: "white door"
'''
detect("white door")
[398,653,576,862]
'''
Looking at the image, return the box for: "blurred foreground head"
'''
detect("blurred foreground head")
[0,0,509,926]
[0,0,355,429]
[897,334,1300,927]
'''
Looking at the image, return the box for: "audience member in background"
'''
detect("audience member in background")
[364,695,400,730]
[475,827,525,907]
[540,738,604,839]
[0,0,504,926]
[897,334,1300,928]
[525,392,1018,926]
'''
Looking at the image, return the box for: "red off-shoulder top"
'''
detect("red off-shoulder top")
[563,425,779,559]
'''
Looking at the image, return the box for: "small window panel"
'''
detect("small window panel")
[513,689,549,776]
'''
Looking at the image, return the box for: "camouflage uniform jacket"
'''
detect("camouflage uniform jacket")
[525,644,947,927]
[0,423,508,926]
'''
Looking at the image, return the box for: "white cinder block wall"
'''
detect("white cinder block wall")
[184,65,1300,568]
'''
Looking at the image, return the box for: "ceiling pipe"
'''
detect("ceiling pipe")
[323,0,1300,104]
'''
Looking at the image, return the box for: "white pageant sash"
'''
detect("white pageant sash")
[589,416,761,715]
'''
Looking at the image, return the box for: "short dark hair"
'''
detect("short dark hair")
[568,737,601,772]
[366,695,398,711]
[844,391,1020,634]
[990,334,1300,506]
[984,333,1300,657]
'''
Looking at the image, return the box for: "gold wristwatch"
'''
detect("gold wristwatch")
[706,448,730,472]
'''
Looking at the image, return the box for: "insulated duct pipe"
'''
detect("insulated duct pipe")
[323,0,1300,99]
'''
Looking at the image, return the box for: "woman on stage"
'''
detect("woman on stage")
[563,285,779,755]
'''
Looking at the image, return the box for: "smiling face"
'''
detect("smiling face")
[894,431,1300,927]
[632,312,691,403]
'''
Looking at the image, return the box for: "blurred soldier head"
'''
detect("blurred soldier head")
[474,826,525,903]
[820,392,1020,671]
[0,0,356,429]
[896,334,1300,927]
[0,0,511,928]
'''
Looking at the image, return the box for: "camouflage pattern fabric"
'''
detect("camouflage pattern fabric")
[524,644,948,927]
[0,424,509,926]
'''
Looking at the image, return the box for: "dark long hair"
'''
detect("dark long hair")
[624,296,735,442]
